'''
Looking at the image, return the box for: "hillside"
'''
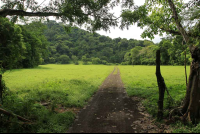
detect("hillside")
[43,20,155,64]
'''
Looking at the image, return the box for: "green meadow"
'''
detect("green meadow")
[119,65,190,117]
[2,64,191,132]
[4,64,190,116]
[3,64,114,107]
[2,64,113,133]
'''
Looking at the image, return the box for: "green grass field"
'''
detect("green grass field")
[3,64,190,115]
[3,64,114,107]
[118,65,197,132]
[1,64,193,133]
[119,65,190,117]
[1,64,114,133]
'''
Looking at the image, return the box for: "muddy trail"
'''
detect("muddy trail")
[68,67,163,133]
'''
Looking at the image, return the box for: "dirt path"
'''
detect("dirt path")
[68,67,162,133]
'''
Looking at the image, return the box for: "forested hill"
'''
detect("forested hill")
[43,20,155,64]
[0,17,190,70]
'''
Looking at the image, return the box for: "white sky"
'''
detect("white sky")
[96,0,163,43]
[0,0,190,43]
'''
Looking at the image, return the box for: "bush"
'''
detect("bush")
[92,58,101,64]
[82,62,88,65]
[74,61,79,65]
[49,57,56,63]
[121,62,128,65]
[1,91,75,133]
[82,56,88,65]
[39,58,45,65]
[106,63,112,66]
[72,55,79,65]
[101,60,108,65]
[59,55,70,64]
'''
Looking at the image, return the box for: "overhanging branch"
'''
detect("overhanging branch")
[160,27,181,35]
[160,27,199,39]
[167,0,190,43]
[0,9,62,17]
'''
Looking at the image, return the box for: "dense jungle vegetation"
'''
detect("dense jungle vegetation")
[0,18,193,70]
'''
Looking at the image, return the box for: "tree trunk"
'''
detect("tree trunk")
[0,74,3,104]
[181,46,200,124]
[167,0,200,124]
[156,50,166,120]
[185,50,188,86]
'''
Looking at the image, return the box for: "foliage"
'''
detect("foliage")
[123,37,193,66]
[0,19,189,67]
[0,0,134,32]
[0,92,75,133]
[43,20,193,66]
[44,20,156,65]
[170,121,200,133]
[92,58,101,64]
[0,18,49,69]
[58,55,70,64]
[23,21,50,64]
[82,56,88,65]
[0,17,25,69]
[72,55,79,65]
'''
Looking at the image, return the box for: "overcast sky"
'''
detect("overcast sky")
[0,0,190,43]
[96,0,164,43]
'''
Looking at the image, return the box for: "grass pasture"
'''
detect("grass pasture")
[1,64,195,133]
[3,64,113,107]
[118,65,190,118]
[1,64,114,133]
[118,65,199,132]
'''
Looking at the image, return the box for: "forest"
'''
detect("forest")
[0,0,200,133]
[0,19,193,70]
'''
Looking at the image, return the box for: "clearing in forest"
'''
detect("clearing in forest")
[68,67,161,133]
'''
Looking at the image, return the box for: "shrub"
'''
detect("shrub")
[82,56,88,65]
[59,55,70,64]
[102,60,108,65]
[72,55,79,65]
[92,58,101,64]
[49,57,56,63]
[121,62,128,65]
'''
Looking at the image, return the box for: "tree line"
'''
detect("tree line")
[43,20,194,66]
[43,20,156,65]
[0,17,48,70]
[1,18,192,70]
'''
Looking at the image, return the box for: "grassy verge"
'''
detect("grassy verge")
[118,65,200,133]
[119,65,188,116]
[1,64,114,133]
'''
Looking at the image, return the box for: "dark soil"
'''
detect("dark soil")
[67,67,168,133]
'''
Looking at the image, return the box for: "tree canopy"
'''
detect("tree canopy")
[0,17,24,70]
[121,0,199,41]
[0,0,134,31]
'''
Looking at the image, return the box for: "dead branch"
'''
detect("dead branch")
[0,108,32,122]
[40,102,51,106]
